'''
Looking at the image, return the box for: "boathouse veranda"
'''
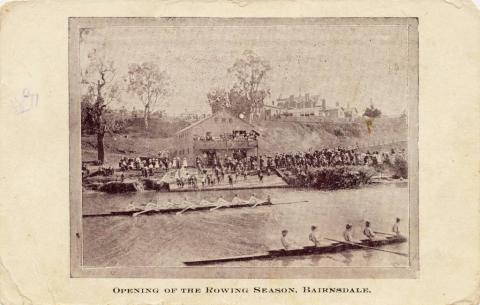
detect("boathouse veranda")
[170,109,260,167]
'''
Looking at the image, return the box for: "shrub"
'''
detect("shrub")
[392,158,408,179]
[284,166,375,190]
[334,129,344,137]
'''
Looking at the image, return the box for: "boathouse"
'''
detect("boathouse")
[171,109,260,166]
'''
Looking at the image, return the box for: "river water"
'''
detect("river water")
[82,182,409,268]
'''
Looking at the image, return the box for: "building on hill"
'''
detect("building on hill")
[171,109,260,166]
[177,109,207,123]
[273,93,359,121]
[274,93,326,117]
[262,100,282,120]
[342,106,359,121]
[322,106,345,119]
[276,93,322,110]
[150,110,166,119]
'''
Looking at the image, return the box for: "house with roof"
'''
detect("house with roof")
[274,93,327,117]
[171,109,260,166]
[342,107,359,121]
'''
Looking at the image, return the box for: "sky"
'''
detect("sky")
[79,20,411,116]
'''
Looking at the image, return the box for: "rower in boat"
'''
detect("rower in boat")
[176,196,196,215]
[392,217,401,236]
[126,201,137,211]
[280,230,292,250]
[182,196,195,208]
[343,224,353,242]
[144,200,159,211]
[231,194,246,205]
[198,197,213,207]
[185,232,408,265]
[363,221,376,240]
[210,195,230,211]
[247,193,263,207]
[164,198,177,209]
[132,199,158,216]
[309,225,320,247]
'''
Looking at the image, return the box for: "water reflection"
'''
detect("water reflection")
[340,251,353,266]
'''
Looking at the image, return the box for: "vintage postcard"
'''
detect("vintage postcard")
[0,1,479,305]
[69,17,419,278]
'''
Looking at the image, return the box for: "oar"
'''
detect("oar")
[274,200,309,206]
[324,238,408,257]
[176,206,194,215]
[210,203,227,211]
[374,231,396,236]
[133,206,157,217]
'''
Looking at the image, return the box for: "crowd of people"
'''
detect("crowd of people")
[185,147,406,185]
[193,130,259,142]
[193,147,406,174]
[110,146,406,188]
[173,165,253,189]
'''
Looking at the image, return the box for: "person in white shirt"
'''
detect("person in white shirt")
[281,230,292,250]
[175,197,196,215]
[144,200,158,211]
[343,224,354,242]
[247,193,261,207]
[126,201,137,211]
[181,196,195,209]
[231,194,245,205]
[157,198,176,210]
[363,221,376,240]
[392,218,401,236]
[198,197,213,207]
[210,195,229,211]
[309,225,321,247]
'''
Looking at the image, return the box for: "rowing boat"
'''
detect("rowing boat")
[83,200,304,218]
[183,235,407,266]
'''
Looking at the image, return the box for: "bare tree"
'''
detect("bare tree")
[227,50,271,120]
[81,48,120,164]
[126,62,170,130]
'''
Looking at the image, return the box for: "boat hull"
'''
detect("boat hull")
[183,236,407,266]
[83,201,272,218]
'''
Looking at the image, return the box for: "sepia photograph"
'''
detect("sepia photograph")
[69,17,418,278]
[4,0,480,303]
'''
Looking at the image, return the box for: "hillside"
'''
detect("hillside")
[82,116,408,165]
[256,117,407,154]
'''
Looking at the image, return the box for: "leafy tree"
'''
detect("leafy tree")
[363,104,382,118]
[227,50,271,120]
[206,88,229,114]
[80,48,120,164]
[362,104,382,134]
[126,62,171,130]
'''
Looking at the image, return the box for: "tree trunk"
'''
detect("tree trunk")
[144,105,150,130]
[97,132,105,164]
